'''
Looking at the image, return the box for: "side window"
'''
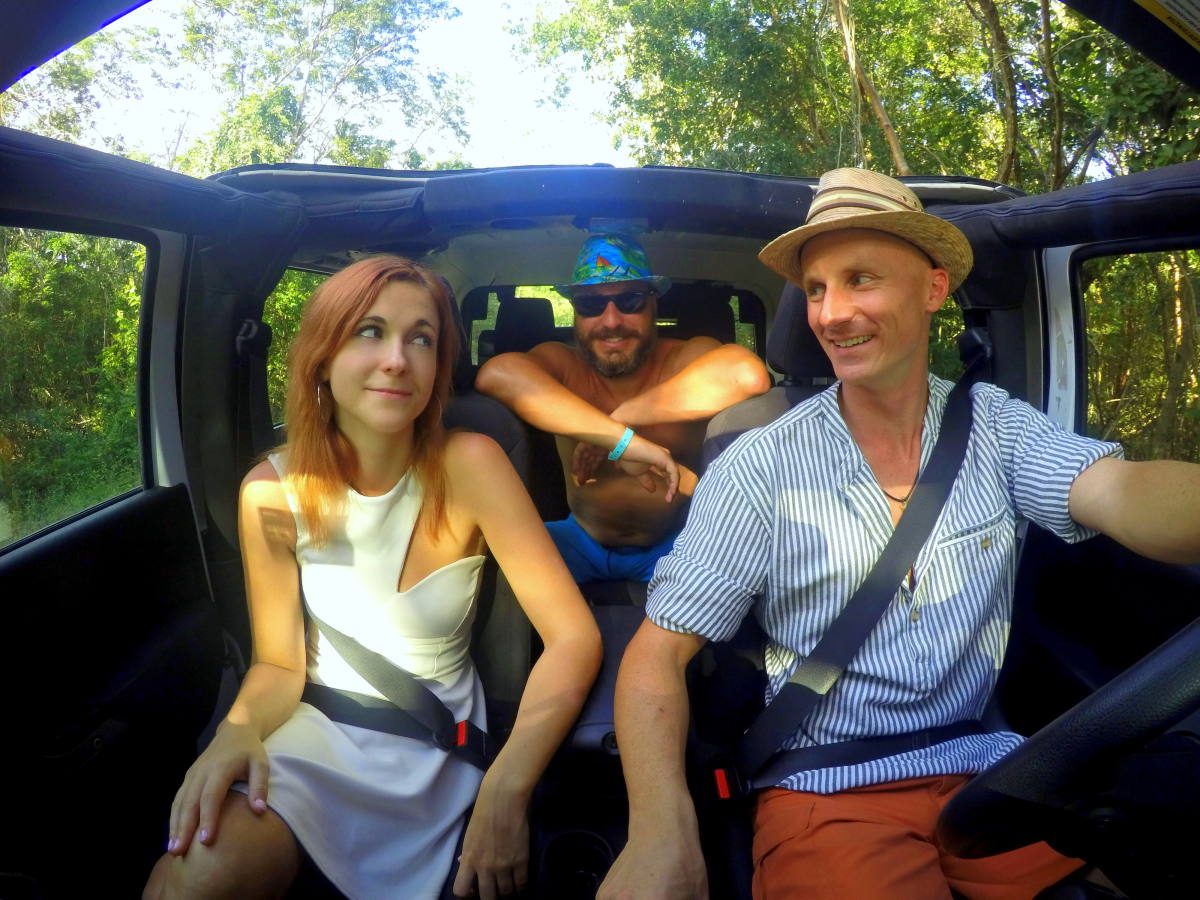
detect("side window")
[262,268,328,423]
[469,290,501,365]
[729,294,759,354]
[1081,249,1199,462]
[0,226,146,548]
[929,295,965,382]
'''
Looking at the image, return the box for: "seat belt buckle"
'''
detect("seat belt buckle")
[711,764,748,800]
[451,720,493,770]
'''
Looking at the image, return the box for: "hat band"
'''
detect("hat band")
[808,186,918,221]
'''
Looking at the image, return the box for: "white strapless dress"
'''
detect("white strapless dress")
[250,452,486,898]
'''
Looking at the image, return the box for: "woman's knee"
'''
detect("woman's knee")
[144,793,300,900]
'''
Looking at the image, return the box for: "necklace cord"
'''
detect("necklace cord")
[881,483,916,505]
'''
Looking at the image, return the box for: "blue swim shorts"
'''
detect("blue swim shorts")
[544,514,681,583]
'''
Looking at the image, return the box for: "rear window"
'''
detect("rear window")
[464,283,767,367]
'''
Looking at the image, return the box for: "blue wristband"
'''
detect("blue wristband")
[608,426,635,461]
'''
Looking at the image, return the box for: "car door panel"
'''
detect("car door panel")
[0,128,304,894]
[0,484,223,895]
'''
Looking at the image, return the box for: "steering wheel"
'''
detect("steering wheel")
[937,616,1200,889]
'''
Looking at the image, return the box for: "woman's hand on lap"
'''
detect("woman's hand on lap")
[166,720,270,856]
[453,771,531,898]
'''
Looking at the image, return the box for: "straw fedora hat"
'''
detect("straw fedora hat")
[758,167,974,291]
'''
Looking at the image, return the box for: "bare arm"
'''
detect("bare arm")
[168,462,307,854]
[1069,456,1200,565]
[477,343,680,499]
[476,343,635,448]
[449,434,603,897]
[611,340,771,427]
[598,621,709,900]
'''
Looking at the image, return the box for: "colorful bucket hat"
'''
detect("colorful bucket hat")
[555,233,671,298]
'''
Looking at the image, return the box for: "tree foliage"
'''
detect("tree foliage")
[169,0,468,172]
[0,228,145,545]
[1084,251,1200,461]
[525,0,1200,463]
[2,0,1198,548]
[526,0,1200,188]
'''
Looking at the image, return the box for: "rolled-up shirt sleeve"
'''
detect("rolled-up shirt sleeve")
[983,387,1123,543]
[647,452,773,642]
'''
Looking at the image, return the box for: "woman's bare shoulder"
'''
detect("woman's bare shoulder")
[444,429,508,470]
[240,458,286,508]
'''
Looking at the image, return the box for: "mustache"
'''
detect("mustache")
[590,328,640,341]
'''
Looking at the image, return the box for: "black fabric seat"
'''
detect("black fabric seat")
[702,283,834,466]
[494,296,556,354]
[440,290,535,747]
[675,289,737,344]
[476,295,557,370]
[480,297,571,522]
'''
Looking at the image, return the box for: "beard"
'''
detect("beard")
[576,323,657,377]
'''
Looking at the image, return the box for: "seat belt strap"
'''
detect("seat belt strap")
[301,682,490,770]
[747,720,984,791]
[736,332,991,781]
[306,610,491,770]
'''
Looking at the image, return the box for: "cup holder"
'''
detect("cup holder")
[537,829,615,898]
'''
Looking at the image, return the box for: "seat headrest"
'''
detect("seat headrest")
[441,279,476,393]
[675,294,736,344]
[766,283,835,383]
[494,297,556,355]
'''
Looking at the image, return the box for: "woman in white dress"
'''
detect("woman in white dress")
[144,256,602,899]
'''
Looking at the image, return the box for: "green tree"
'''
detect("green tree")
[0,228,146,542]
[0,32,144,146]
[1084,251,1200,462]
[263,269,328,422]
[523,0,1200,191]
[170,0,468,173]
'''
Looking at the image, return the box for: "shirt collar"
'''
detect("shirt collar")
[816,373,956,492]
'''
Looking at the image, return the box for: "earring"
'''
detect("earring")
[316,382,327,415]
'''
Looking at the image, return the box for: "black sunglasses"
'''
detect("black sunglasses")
[570,289,651,318]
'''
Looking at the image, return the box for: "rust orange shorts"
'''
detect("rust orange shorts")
[752,775,1083,899]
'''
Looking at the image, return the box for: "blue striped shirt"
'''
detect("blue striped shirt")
[647,375,1122,793]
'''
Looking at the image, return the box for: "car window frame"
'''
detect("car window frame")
[1046,235,1200,440]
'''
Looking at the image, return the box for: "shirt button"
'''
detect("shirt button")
[910,607,921,622]
[981,536,993,550]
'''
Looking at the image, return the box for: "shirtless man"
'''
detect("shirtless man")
[475,232,771,582]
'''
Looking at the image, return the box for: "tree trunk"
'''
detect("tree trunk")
[834,0,911,174]
[973,0,1018,184]
[1151,254,1194,456]
[1038,0,1066,187]
[833,0,864,165]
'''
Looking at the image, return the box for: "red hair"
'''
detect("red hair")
[281,255,459,545]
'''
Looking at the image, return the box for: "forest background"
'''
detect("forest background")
[1,0,1198,545]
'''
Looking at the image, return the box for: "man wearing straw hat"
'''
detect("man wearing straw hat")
[477,231,770,583]
[599,168,1200,898]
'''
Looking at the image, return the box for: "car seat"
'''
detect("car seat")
[440,293,538,746]
[485,297,572,523]
[494,296,555,354]
[674,287,737,344]
[702,281,834,466]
